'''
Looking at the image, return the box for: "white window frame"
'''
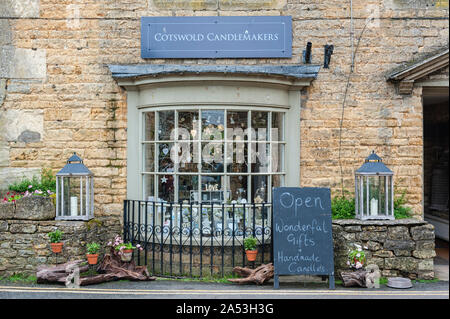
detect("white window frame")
[118,73,310,201]
[139,106,286,205]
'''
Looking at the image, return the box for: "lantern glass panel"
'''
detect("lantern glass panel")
[62,177,82,217]
[362,177,369,217]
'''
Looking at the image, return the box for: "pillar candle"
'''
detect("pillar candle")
[370,198,378,216]
[70,196,78,216]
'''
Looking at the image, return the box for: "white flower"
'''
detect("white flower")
[356,253,361,258]
[346,261,350,266]
[355,262,362,269]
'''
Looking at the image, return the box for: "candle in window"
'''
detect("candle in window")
[70,196,78,216]
[370,198,378,216]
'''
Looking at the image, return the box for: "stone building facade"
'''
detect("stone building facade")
[0,0,449,223]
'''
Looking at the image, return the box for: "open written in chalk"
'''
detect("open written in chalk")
[273,187,335,289]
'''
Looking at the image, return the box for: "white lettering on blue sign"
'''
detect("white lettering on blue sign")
[154,32,279,43]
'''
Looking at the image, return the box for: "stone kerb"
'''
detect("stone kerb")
[332,219,437,280]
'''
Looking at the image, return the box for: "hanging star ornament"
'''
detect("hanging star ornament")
[161,176,168,183]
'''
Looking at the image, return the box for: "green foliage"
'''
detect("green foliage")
[331,194,355,219]
[331,189,413,220]
[86,242,100,254]
[394,190,412,219]
[8,168,56,194]
[0,273,37,284]
[115,242,136,251]
[243,236,258,251]
[48,229,63,243]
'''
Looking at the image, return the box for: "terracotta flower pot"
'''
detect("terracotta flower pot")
[245,250,258,262]
[86,254,99,265]
[121,249,133,262]
[50,242,63,253]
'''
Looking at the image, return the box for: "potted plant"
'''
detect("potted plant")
[108,235,143,262]
[86,242,100,265]
[347,244,367,270]
[48,229,63,253]
[244,236,258,262]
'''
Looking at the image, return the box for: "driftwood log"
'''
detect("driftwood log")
[37,247,155,286]
[340,270,367,287]
[228,263,274,285]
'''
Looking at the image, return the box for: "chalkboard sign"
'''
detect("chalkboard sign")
[273,187,335,289]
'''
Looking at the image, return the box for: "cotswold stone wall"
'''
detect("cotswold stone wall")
[0,0,449,218]
[0,197,437,279]
[332,219,436,280]
[0,197,121,276]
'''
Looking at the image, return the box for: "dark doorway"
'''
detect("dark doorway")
[423,87,449,242]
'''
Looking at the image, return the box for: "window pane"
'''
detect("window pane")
[228,175,248,203]
[201,175,223,203]
[271,143,284,172]
[251,142,269,173]
[143,143,155,172]
[202,142,224,173]
[227,111,248,140]
[179,175,198,203]
[251,111,268,141]
[251,175,268,202]
[158,111,174,141]
[158,175,174,202]
[158,143,174,172]
[179,111,199,140]
[143,174,154,200]
[226,141,248,173]
[178,142,199,173]
[271,112,284,141]
[202,110,225,140]
[144,112,155,141]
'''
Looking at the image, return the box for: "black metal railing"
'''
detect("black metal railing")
[123,199,273,278]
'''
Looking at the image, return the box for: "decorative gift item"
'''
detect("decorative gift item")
[48,229,63,253]
[109,235,143,262]
[347,244,366,270]
[355,151,394,220]
[56,152,94,220]
[86,242,100,265]
[244,236,258,262]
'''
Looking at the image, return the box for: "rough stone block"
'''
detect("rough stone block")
[15,196,55,221]
[387,226,411,240]
[0,109,44,143]
[9,223,37,234]
[0,221,8,232]
[0,202,15,220]
[358,231,387,242]
[0,0,40,18]
[151,0,218,10]
[412,249,436,259]
[344,225,361,233]
[363,226,387,232]
[0,47,46,79]
[410,224,435,241]
[417,259,434,271]
[415,240,435,250]
[385,257,418,272]
[384,239,415,251]
[393,249,411,257]
[373,250,394,258]
[418,271,435,280]
[219,0,286,10]
[366,241,382,251]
